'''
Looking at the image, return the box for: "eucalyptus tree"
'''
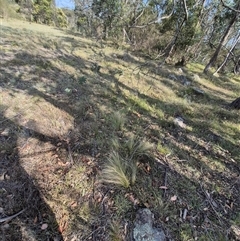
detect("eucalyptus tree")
[214,33,240,74]
[91,0,121,39]
[204,0,240,73]
[32,0,54,24]
[159,0,208,60]
[74,0,94,35]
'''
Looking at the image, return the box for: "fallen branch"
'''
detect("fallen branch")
[0,208,26,223]
[200,184,222,225]
[163,167,168,198]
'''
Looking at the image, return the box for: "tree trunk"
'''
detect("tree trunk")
[214,33,240,75]
[234,57,240,74]
[229,97,240,109]
[166,20,187,58]
[204,2,240,74]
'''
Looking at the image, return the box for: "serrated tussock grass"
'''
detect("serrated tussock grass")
[101,135,154,188]
[109,111,125,131]
[125,134,154,160]
[101,151,130,188]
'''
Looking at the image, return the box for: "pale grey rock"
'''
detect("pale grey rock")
[174,117,186,129]
[193,74,201,82]
[191,87,205,95]
[168,74,178,81]
[1,128,10,136]
[9,78,16,84]
[133,209,166,241]
[184,81,191,86]
[64,88,72,93]
[178,68,183,74]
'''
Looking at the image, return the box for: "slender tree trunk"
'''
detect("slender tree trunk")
[214,34,240,75]
[234,57,240,74]
[204,2,240,74]
[164,18,187,58]
[103,24,108,40]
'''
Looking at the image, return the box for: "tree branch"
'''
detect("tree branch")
[214,33,240,75]
[130,0,176,29]
[220,0,240,13]
[182,0,188,20]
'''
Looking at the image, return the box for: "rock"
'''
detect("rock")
[178,68,183,74]
[178,75,191,86]
[168,74,178,81]
[15,71,21,78]
[230,225,240,240]
[183,80,191,86]
[1,128,10,136]
[191,87,205,95]
[64,88,72,93]
[174,117,186,129]
[133,209,166,241]
[9,78,17,84]
[193,74,201,82]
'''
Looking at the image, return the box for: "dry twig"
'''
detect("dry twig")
[0,208,26,223]
[200,184,222,225]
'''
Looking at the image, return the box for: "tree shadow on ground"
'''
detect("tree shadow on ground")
[0,111,63,241]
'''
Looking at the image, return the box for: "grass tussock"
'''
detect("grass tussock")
[101,151,130,188]
[125,134,154,160]
[109,111,126,131]
[101,135,154,188]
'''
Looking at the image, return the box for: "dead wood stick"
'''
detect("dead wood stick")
[163,167,168,198]
[200,184,222,224]
[67,143,74,165]
[0,208,26,223]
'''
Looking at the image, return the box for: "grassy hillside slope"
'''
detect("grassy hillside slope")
[0,19,240,240]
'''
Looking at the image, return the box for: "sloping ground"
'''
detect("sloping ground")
[0,19,240,240]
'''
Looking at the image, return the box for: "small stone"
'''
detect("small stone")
[133,209,166,241]
[168,74,178,81]
[15,71,21,77]
[41,223,48,230]
[191,87,205,95]
[64,88,72,93]
[10,78,16,84]
[1,128,10,136]
[178,68,183,73]
[174,117,186,129]
[231,225,240,240]
[184,81,191,86]
[193,74,201,82]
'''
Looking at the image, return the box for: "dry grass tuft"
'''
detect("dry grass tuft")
[109,111,126,131]
[125,134,154,160]
[101,151,130,188]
